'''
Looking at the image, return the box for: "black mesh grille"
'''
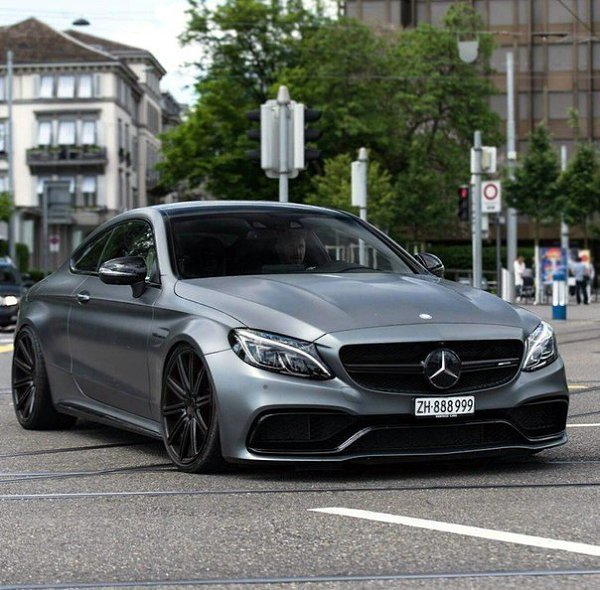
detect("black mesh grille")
[340,340,524,393]
[349,423,524,453]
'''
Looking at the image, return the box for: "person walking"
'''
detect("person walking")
[570,256,589,305]
[514,255,525,302]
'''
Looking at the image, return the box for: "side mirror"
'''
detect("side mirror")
[414,252,445,278]
[99,256,147,297]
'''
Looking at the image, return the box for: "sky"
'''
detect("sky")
[0,0,200,105]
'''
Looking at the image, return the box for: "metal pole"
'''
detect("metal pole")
[42,188,48,276]
[496,214,502,295]
[506,51,518,303]
[277,86,290,203]
[6,50,15,261]
[560,145,569,253]
[473,130,483,289]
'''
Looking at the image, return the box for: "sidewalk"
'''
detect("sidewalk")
[519,301,599,336]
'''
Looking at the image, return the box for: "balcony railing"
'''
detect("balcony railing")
[26,146,108,170]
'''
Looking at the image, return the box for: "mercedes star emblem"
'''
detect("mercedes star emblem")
[419,313,432,320]
[423,348,462,390]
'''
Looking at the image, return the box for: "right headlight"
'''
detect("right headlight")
[523,321,558,372]
[229,329,332,380]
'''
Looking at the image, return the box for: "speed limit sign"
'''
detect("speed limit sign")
[481,181,501,213]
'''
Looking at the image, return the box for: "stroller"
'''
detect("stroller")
[520,271,535,303]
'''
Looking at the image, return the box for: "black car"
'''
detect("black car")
[0,257,24,327]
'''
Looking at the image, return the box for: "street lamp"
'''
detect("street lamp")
[457,38,483,289]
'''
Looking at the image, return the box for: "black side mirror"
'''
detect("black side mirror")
[414,252,445,278]
[99,256,147,297]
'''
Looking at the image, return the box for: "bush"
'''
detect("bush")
[429,244,535,272]
[15,243,29,273]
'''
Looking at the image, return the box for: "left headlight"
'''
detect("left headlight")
[230,329,332,380]
[523,321,558,372]
[0,295,20,307]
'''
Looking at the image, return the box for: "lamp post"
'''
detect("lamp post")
[458,37,483,289]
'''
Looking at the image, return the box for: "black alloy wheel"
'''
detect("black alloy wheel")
[161,345,223,473]
[12,327,76,430]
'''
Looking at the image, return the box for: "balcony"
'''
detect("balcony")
[26,145,107,173]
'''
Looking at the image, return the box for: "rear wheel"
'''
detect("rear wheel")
[12,327,77,430]
[160,345,224,473]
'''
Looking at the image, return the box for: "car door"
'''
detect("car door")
[69,219,160,418]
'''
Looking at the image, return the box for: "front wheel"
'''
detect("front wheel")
[12,327,77,430]
[160,345,224,473]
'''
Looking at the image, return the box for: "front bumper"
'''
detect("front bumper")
[207,341,569,464]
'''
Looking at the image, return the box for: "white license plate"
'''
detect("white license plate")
[414,396,475,418]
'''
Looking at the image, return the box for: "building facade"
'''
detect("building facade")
[345,0,600,155]
[0,18,174,270]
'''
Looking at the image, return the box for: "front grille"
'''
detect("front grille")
[349,423,524,453]
[340,340,524,393]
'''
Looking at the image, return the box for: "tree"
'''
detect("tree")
[159,0,501,243]
[558,141,600,248]
[0,192,13,224]
[505,123,561,248]
[306,153,396,232]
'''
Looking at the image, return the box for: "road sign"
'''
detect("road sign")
[49,234,60,253]
[481,180,501,213]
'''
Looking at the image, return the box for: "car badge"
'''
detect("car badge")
[419,313,432,320]
[423,348,462,390]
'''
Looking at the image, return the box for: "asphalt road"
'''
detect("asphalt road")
[0,304,599,590]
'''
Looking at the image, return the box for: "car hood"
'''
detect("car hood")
[175,273,537,342]
[0,284,22,297]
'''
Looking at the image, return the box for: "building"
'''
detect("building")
[0,18,179,270]
[344,1,600,155]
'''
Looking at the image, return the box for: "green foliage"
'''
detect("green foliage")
[504,124,561,242]
[0,192,13,224]
[306,153,396,231]
[558,141,600,231]
[159,0,501,241]
[431,244,535,272]
[15,243,29,273]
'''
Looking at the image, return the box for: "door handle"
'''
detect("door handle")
[76,291,91,304]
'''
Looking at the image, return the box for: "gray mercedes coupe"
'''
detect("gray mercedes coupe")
[12,202,569,472]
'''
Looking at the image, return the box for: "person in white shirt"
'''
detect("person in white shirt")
[514,255,525,302]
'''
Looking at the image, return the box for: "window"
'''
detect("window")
[57,75,75,98]
[39,75,54,98]
[79,75,93,98]
[0,121,6,153]
[57,121,76,145]
[0,76,4,101]
[37,121,52,146]
[0,176,7,192]
[118,118,123,149]
[71,231,111,273]
[81,176,97,207]
[81,121,96,145]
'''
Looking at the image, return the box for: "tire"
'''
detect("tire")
[12,327,77,430]
[160,344,224,473]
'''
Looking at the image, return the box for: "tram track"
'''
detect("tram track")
[1,567,600,589]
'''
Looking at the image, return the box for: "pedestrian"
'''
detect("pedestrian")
[514,255,525,302]
[569,256,589,305]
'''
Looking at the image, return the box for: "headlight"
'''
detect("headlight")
[0,295,19,307]
[523,321,558,371]
[230,329,332,380]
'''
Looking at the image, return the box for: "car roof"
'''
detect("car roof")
[148,201,346,219]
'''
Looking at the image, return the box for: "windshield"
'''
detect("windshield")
[170,211,415,279]
[0,268,18,285]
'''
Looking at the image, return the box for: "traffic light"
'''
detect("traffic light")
[292,105,322,170]
[458,185,470,221]
[246,102,277,174]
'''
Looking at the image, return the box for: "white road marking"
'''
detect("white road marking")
[567,423,600,428]
[310,507,600,557]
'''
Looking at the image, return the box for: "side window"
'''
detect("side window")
[98,221,158,282]
[71,232,111,273]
